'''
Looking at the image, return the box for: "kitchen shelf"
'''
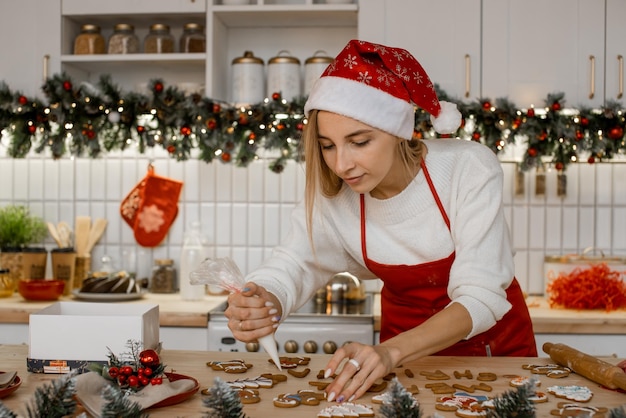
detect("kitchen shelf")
[210,4,357,27]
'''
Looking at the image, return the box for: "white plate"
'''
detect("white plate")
[72,289,147,302]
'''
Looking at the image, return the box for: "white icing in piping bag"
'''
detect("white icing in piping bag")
[259,334,281,371]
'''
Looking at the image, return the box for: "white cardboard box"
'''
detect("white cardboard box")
[28,302,159,373]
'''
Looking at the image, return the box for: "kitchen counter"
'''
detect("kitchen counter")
[1,293,626,334]
[1,344,624,417]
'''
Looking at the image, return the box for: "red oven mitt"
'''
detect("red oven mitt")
[120,165,183,247]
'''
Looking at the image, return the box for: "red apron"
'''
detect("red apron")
[361,160,537,356]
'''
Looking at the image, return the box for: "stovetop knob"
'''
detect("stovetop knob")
[303,340,318,353]
[284,340,299,353]
[323,341,337,354]
[245,342,260,352]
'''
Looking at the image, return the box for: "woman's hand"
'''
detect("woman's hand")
[322,342,395,403]
[224,282,281,342]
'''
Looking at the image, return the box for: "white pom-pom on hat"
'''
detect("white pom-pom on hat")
[431,101,463,134]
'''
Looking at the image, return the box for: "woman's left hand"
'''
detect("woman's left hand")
[322,342,394,403]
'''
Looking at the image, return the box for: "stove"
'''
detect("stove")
[208,294,375,355]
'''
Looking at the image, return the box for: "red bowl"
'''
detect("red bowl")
[18,279,65,301]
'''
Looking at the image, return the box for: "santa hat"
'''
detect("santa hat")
[304,39,462,139]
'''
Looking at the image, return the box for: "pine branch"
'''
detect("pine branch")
[0,402,18,418]
[378,377,422,418]
[485,378,536,418]
[610,405,626,418]
[100,385,147,418]
[24,371,78,418]
[202,377,247,418]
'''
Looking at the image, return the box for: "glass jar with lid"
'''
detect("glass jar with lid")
[144,24,175,53]
[74,24,106,55]
[179,23,205,53]
[150,258,177,293]
[108,23,140,54]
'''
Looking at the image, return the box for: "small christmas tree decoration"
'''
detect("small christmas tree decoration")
[378,377,422,418]
[202,377,248,418]
[609,405,626,418]
[486,378,537,418]
[25,371,78,418]
[100,384,146,418]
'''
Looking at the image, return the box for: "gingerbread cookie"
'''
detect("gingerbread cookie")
[372,390,418,405]
[207,359,253,373]
[420,369,451,380]
[260,373,288,385]
[454,369,474,379]
[288,368,311,378]
[309,381,331,390]
[316,403,375,417]
[547,385,594,402]
[435,393,490,416]
[226,376,275,389]
[270,356,311,369]
[237,388,261,404]
[522,363,571,378]
[273,393,302,408]
[550,402,608,417]
[509,376,540,387]
[476,372,497,382]
[425,382,456,394]
[404,368,415,378]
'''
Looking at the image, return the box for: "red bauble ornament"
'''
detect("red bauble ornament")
[139,349,160,368]
[121,365,134,376]
[136,126,146,134]
[249,132,256,141]
[296,123,304,131]
[538,131,547,141]
[86,129,95,139]
[167,145,176,154]
[180,125,191,136]
[212,103,221,113]
[206,118,217,130]
[221,152,231,162]
[471,132,481,141]
[607,126,624,140]
[587,155,596,164]
[551,101,561,111]
[575,130,584,141]
[27,125,37,135]
[272,92,281,101]
[128,375,139,388]
[153,82,164,93]
[554,162,564,171]
[63,81,72,91]
[527,108,535,117]
[512,118,522,130]
[528,148,538,157]
[580,117,589,127]
[482,101,491,110]
[18,95,28,105]
[238,115,248,125]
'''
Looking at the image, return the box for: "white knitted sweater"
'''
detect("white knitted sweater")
[248,139,514,339]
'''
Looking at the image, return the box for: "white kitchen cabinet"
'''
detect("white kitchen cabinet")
[483,0,605,109]
[357,0,481,103]
[0,0,61,98]
[605,0,626,106]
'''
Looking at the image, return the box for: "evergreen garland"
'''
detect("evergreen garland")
[0,74,624,172]
[202,377,248,418]
[485,379,537,418]
[378,377,422,418]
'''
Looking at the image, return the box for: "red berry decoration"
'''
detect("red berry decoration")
[128,375,139,388]
[575,130,584,141]
[212,103,221,113]
[588,155,596,164]
[482,101,491,110]
[221,152,231,162]
[272,92,281,101]
[555,162,564,171]
[151,377,163,385]
[137,125,146,134]
[121,365,134,376]
[86,129,95,139]
[18,95,28,105]
[471,131,481,141]
[249,132,256,141]
[607,126,624,140]
[238,114,248,125]
[206,118,217,130]
[154,82,164,93]
[27,125,37,135]
[167,145,176,154]
[528,148,538,157]
[551,101,561,111]
[538,131,547,141]
[63,81,72,91]
[108,366,119,378]
[180,125,191,136]
[527,108,535,117]
[139,349,160,368]
[580,117,589,127]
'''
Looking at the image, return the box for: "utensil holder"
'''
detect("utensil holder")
[74,255,91,291]
[51,248,76,296]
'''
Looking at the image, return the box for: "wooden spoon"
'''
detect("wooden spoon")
[47,222,62,247]
[74,216,91,256]
[85,218,108,255]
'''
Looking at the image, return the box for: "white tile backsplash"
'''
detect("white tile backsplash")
[2,149,626,295]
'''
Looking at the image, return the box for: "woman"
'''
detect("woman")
[224,39,537,404]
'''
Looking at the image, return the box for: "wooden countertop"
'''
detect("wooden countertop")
[0,293,227,328]
[1,293,626,334]
[1,344,624,417]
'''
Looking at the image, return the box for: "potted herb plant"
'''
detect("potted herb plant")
[0,205,48,283]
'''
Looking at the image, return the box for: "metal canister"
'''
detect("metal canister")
[304,50,334,95]
[231,51,265,106]
[267,50,301,101]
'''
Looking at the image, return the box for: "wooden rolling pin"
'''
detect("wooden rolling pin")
[543,342,626,390]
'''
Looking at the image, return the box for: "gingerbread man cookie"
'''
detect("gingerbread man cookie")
[550,402,608,417]
[316,403,375,417]
[207,359,253,373]
[435,392,490,417]
[522,363,571,378]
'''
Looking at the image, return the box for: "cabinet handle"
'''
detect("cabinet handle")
[43,54,50,82]
[464,54,470,98]
[618,55,624,100]
[588,55,595,99]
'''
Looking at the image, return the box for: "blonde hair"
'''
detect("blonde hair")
[302,109,424,242]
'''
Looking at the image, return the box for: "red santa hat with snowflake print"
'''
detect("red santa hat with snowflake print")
[304,39,462,139]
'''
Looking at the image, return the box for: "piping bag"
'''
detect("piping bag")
[190,257,282,371]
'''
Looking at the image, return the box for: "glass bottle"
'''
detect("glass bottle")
[179,23,205,53]
[74,24,106,55]
[144,24,175,53]
[108,23,140,54]
[151,259,177,293]
[179,221,208,300]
